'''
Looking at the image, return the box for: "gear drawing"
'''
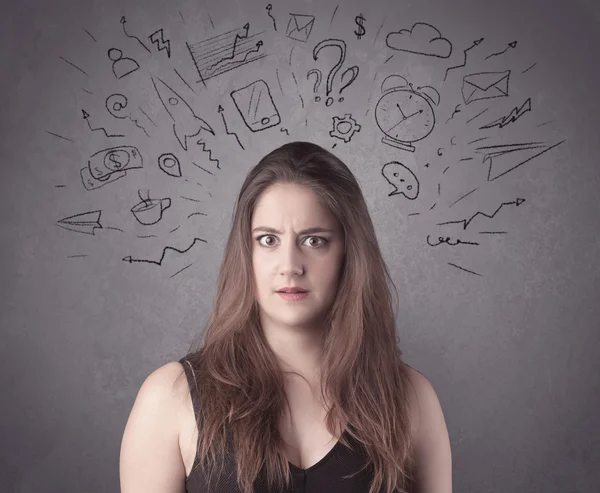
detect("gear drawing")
[329,114,361,143]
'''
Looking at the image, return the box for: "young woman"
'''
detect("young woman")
[120,141,452,493]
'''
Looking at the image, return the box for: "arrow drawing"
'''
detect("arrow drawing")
[437,198,525,230]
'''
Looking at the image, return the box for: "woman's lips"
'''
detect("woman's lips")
[277,291,309,301]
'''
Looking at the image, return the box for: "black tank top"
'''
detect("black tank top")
[179,355,380,493]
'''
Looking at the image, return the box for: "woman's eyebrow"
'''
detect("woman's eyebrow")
[252,226,334,235]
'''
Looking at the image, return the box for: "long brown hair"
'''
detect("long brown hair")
[179,141,417,493]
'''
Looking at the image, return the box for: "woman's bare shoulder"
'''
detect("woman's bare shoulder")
[400,362,437,436]
[142,360,192,408]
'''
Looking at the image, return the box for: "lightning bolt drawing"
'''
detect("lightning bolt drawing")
[149,28,171,58]
[479,98,531,129]
[196,140,220,169]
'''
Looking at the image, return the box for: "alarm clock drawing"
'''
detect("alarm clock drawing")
[375,75,440,152]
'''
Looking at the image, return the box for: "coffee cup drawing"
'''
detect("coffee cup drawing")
[131,197,171,225]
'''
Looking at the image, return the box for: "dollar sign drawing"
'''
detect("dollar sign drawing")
[354,14,366,40]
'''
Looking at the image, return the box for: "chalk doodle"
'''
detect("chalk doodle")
[462,71,510,105]
[105,94,128,119]
[266,4,277,31]
[120,16,151,53]
[230,80,281,132]
[329,114,361,143]
[382,161,420,200]
[437,198,526,230]
[152,76,215,151]
[218,105,245,150]
[82,109,124,138]
[476,140,566,181]
[107,48,140,79]
[83,28,97,43]
[158,153,182,177]
[386,22,452,58]
[59,55,90,77]
[466,108,489,124]
[426,235,480,247]
[330,5,339,26]
[286,13,315,42]
[448,263,482,276]
[46,130,74,143]
[446,104,462,124]
[354,13,366,40]
[479,97,531,129]
[131,190,171,225]
[186,23,266,84]
[196,139,221,169]
[81,146,143,190]
[122,237,207,266]
[57,210,103,235]
[375,75,440,152]
[311,39,359,106]
[307,69,322,102]
[105,93,150,137]
[149,28,171,58]
[522,62,537,74]
[444,37,484,81]
[485,41,517,60]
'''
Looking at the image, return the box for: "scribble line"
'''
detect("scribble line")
[448,262,482,276]
[330,5,339,26]
[438,198,525,230]
[374,19,385,44]
[188,212,207,219]
[138,107,158,128]
[449,187,479,208]
[123,237,207,266]
[219,107,245,150]
[83,29,97,42]
[59,56,90,77]
[192,161,215,175]
[466,108,489,124]
[180,196,203,203]
[174,68,196,94]
[275,68,284,95]
[291,71,304,109]
[467,136,489,145]
[444,38,484,81]
[170,262,194,278]
[46,130,74,143]
[522,62,537,74]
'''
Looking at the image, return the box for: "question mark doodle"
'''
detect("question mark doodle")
[306,69,322,102]
[338,66,359,100]
[312,39,359,106]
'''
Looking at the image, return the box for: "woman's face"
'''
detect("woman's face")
[251,183,345,334]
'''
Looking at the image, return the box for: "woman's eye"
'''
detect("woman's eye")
[256,235,328,247]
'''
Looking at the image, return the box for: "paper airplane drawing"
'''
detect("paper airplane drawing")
[152,77,215,151]
[57,210,103,235]
[476,140,566,181]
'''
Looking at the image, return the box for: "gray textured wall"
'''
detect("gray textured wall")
[2,0,599,491]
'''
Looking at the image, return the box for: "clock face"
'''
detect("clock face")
[375,90,435,143]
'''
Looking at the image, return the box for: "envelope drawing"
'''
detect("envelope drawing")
[286,13,315,42]
[461,70,511,105]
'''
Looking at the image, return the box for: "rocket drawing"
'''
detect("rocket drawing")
[151,77,215,151]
